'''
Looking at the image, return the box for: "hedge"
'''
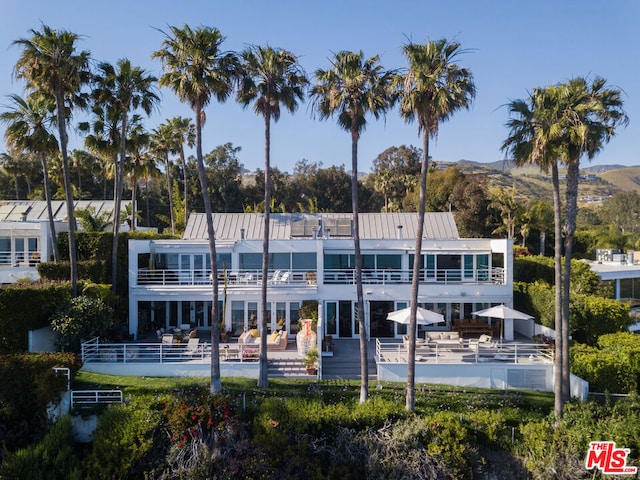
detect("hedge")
[37,260,108,284]
[0,352,81,451]
[0,282,73,353]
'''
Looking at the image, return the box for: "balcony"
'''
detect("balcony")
[323,267,505,285]
[136,268,319,287]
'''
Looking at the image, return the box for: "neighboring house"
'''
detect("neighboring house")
[585,248,640,301]
[0,200,127,284]
[128,212,515,341]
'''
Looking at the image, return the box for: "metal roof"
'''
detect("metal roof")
[183,212,459,241]
[0,200,128,222]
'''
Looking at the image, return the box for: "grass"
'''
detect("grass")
[74,371,554,418]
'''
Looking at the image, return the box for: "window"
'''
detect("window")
[292,252,316,270]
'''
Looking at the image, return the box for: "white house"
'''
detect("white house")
[128,212,515,341]
[0,200,127,284]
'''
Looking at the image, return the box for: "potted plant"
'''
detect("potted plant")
[303,346,318,375]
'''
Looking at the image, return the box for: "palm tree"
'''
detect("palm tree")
[167,116,195,225]
[502,85,568,418]
[154,24,238,394]
[398,38,475,411]
[237,45,308,387]
[0,92,60,261]
[312,51,395,403]
[140,150,161,227]
[556,77,627,407]
[527,200,553,256]
[125,116,150,231]
[151,122,176,234]
[89,59,158,293]
[13,25,91,297]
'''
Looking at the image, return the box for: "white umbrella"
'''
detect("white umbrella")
[472,304,533,342]
[471,304,533,320]
[387,306,444,325]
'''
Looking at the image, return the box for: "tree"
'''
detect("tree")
[154,24,238,394]
[202,143,243,212]
[527,200,554,256]
[237,45,307,387]
[397,38,475,411]
[89,59,158,293]
[556,77,628,412]
[151,122,177,234]
[489,186,524,240]
[125,117,151,230]
[13,25,91,297]
[167,116,195,224]
[312,50,395,403]
[371,145,421,212]
[0,93,60,261]
[502,85,570,418]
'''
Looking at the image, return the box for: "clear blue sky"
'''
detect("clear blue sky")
[1,0,638,174]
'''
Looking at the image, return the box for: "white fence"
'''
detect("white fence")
[71,390,123,409]
[81,337,261,364]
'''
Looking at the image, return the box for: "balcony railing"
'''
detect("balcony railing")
[136,266,505,287]
[137,268,318,287]
[80,337,261,364]
[324,267,505,285]
[0,250,41,267]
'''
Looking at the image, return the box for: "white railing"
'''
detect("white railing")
[0,250,41,267]
[81,338,261,364]
[136,268,317,287]
[324,267,505,285]
[71,390,123,408]
[375,339,553,365]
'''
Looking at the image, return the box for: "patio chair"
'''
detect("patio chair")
[183,338,200,357]
[161,334,174,344]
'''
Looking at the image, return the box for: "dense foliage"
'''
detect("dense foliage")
[0,352,80,455]
[0,281,73,352]
[5,374,640,479]
[50,295,115,351]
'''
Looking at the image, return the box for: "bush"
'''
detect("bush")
[570,295,632,345]
[0,282,73,353]
[83,400,162,479]
[50,296,115,352]
[0,415,81,479]
[0,352,80,451]
[37,260,108,283]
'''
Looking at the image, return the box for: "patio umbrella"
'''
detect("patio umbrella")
[387,306,444,325]
[471,304,533,342]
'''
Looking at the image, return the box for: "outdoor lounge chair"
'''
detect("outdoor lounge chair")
[183,338,200,356]
[161,333,174,344]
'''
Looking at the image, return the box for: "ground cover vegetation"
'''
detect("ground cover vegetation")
[2,373,640,479]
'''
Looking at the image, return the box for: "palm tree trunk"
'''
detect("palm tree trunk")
[551,162,564,418]
[54,88,77,297]
[180,146,188,226]
[193,104,221,394]
[41,153,59,262]
[131,170,137,231]
[562,160,579,405]
[166,156,175,234]
[351,128,367,403]
[145,178,151,226]
[406,129,429,411]
[540,231,546,257]
[258,113,271,388]
[111,114,128,294]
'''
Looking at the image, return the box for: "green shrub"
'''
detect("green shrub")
[0,415,81,480]
[0,282,73,352]
[571,344,637,393]
[50,296,115,352]
[83,400,162,479]
[571,295,632,345]
[0,352,80,451]
[37,260,108,283]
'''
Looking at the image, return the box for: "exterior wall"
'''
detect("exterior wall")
[128,236,514,340]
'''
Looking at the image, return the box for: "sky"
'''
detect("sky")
[0,0,639,175]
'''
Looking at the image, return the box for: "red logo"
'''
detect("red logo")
[585,442,637,475]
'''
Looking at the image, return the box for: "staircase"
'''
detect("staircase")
[268,357,309,377]
[321,339,377,380]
